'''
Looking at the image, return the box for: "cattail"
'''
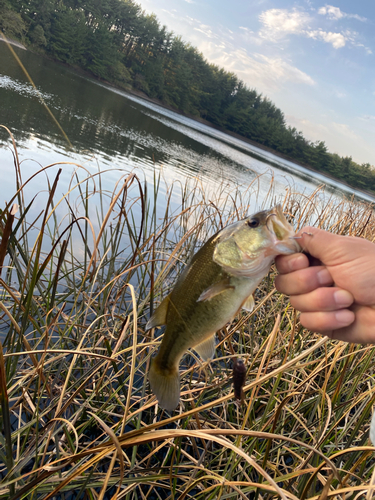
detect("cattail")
[233,358,246,403]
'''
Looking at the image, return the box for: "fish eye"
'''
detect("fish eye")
[247,219,259,228]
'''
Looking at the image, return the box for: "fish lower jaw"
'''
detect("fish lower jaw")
[260,234,300,257]
[275,240,301,254]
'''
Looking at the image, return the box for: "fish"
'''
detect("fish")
[146,205,300,411]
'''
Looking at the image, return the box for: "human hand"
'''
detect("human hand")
[275,226,375,343]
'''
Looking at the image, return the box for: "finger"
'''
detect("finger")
[327,305,375,344]
[290,287,353,312]
[296,227,344,263]
[275,266,334,295]
[275,253,309,274]
[299,309,355,333]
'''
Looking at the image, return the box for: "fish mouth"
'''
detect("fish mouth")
[267,206,301,253]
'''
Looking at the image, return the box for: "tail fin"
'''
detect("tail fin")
[149,356,180,411]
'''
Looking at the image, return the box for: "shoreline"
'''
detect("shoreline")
[3,40,375,201]
[119,86,375,201]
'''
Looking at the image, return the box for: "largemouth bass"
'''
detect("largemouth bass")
[147,205,300,410]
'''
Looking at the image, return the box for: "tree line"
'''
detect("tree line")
[1,0,375,193]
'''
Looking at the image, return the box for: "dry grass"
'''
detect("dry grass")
[1,129,375,499]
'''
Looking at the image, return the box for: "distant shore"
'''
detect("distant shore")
[1,37,374,201]
[122,87,375,201]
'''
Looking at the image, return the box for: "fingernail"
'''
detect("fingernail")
[335,309,355,326]
[317,268,332,285]
[333,290,353,307]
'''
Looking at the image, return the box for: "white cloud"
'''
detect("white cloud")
[307,29,346,48]
[258,7,369,51]
[318,5,343,20]
[259,8,310,39]
[198,42,315,91]
[194,24,217,39]
[351,13,368,22]
[318,5,367,22]
[186,16,202,24]
[141,8,316,91]
[258,55,316,86]
[356,43,372,55]
[238,26,262,46]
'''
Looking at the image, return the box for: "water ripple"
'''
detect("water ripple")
[0,74,54,101]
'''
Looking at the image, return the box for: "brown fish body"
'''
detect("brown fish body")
[147,206,300,410]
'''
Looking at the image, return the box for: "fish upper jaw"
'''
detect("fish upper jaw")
[267,209,301,255]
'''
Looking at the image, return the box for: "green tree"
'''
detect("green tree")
[84,23,116,78]
[28,24,46,46]
[0,2,26,40]
[49,8,87,65]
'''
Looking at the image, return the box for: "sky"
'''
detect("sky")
[140,0,375,165]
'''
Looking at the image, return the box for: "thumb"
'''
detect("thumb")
[328,305,375,344]
[296,227,344,265]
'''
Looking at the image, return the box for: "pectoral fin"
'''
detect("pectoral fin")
[193,334,216,361]
[146,295,170,330]
[197,280,234,302]
[241,294,255,312]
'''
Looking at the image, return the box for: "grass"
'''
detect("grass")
[1,129,375,499]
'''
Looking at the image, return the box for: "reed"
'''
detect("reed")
[0,130,375,500]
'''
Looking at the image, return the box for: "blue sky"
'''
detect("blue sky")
[140,0,375,165]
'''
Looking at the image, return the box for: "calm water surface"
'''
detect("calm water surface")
[1,42,374,219]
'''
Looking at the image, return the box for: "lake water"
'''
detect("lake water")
[1,41,374,222]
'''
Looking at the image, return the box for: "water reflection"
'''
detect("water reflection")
[0,43,374,210]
